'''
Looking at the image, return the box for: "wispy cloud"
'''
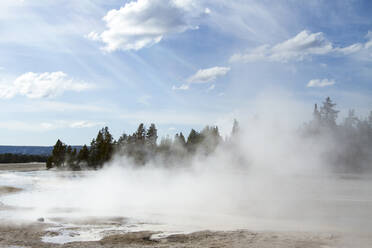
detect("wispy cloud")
[120,110,218,126]
[0,120,104,132]
[187,66,230,83]
[335,31,372,61]
[172,84,189,91]
[173,66,230,91]
[88,0,208,52]
[307,78,335,88]
[0,71,93,99]
[230,30,333,63]
[68,121,104,129]
[230,30,372,63]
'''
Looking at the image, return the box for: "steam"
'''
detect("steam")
[1,96,372,235]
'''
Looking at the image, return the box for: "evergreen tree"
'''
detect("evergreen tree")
[320,97,339,127]
[179,132,186,147]
[117,133,128,147]
[146,123,158,148]
[313,103,321,125]
[232,119,240,135]
[343,109,359,128]
[174,132,186,147]
[186,129,202,152]
[77,145,89,164]
[135,123,146,145]
[46,156,53,169]
[89,127,114,168]
[158,135,172,155]
[51,139,67,168]
[200,126,221,154]
[65,145,73,167]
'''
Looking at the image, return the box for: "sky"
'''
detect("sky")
[0,0,372,146]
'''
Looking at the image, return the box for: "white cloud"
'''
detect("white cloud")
[306,79,335,88]
[336,43,364,55]
[0,71,93,99]
[172,84,189,90]
[335,31,372,61]
[187,66,230,83]
[42,120,104,130]
[231,30,372,63]
[0,120,104,132]
[230,30,333,63]
[68,121,104,129]
[172,66,229,91]
[86,31,100,41]
[91,0,206,52]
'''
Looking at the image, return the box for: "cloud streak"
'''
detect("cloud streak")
[0,120,104,132]
[230,30,333,63]
[230,30,372,63]
[173,66,230,91]
[307,79,335,88]
[172,84,189,91]
[187,66,230,83]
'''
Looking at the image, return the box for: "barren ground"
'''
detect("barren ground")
[1,163,371,247]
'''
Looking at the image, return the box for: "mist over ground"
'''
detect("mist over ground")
[2,97,372,241]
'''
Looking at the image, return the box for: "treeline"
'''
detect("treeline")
[47,96,372,172]
[303,97,372,172]
[0,153,48,163]
[46,123,235,170]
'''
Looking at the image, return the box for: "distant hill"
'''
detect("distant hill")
[0,146,82,155]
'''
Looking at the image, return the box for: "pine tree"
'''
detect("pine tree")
[46,156,53,169]
[343,109,359,128]
[51,139,67,168]
[146,123,158,148]
[135,123,146,145]
[174,132,186,147]
[88,127,114,168]
[232,119,240,135]
[179,132,186,147]
[320,97,339,127]
[77,145,89,164]
[186,129,202,152]
[313,104,321,124]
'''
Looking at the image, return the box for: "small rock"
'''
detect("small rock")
[37,217,45,222]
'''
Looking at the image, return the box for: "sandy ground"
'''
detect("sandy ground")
[0,223,348,248]
[0,162,46,172]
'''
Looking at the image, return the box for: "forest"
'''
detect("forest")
[46,97,372,172]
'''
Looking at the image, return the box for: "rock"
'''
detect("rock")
[37,217,44,222]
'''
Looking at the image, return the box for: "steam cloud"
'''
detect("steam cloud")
[2,96,372,236]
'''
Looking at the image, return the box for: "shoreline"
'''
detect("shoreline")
[0,162,46,172]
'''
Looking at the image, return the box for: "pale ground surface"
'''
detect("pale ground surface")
[0,163,372,248]
[0,163,46,172]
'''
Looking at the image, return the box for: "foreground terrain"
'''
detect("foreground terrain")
[1,223,370,248]
[1,163,372,247]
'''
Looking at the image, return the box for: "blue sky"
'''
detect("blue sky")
[0,0,371,145]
